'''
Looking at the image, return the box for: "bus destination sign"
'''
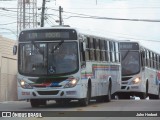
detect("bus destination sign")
[119,42,139,50]
[19,29,77,41]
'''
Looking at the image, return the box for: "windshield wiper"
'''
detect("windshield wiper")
[31,41,44,55]
[51,40,64,53]
[31,40,45,61]
[122,50,130,61]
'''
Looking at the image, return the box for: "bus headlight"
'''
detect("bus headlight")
[132,78,141,84]
[19,80,33,89]
[64,77,79,88]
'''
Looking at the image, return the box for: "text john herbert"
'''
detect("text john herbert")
[136,113,158,117]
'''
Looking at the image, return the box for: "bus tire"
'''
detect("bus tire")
[39,100,47,105]
[55,99,71,105]
[79,83,91,106]
[96,96,104,103]
[118,93,130,99]
[149,86,160,99]
[139,93,146,99]
[119,95,130,99]
[30,99,40,108]
[157,86,160,99]
[104,82,111,102]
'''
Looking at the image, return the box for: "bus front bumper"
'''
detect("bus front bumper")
[18,84,86,100]
[118,84,143,93]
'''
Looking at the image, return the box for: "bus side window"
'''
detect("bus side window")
[146,50,149,67]
[105,40,108,62]
[156,55,158,70]
[115,42,119,62]
[152,53,155,69]
[106,41,110,62]
[141,51,145,68]
[100,40,105,61]
[109,41,113,62]
[89,38,95,61]
[145,50,148,67]
[149,51,151,68]
[80,42,85,62]
[149,51,152,68]
[94,38,100,61]
[159,56,160,70]
[85,37,90,61]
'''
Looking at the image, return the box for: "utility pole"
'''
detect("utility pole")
[59,6,63,25]
[41,0,46,27]
[23,0,25,29]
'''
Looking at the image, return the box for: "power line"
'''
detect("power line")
[1,7,160,23]
[0,21,17,25]
[48,8,160,22]
[0,7,17,12]
[59,6,160,10]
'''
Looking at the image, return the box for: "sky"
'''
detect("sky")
[0,0,160,53]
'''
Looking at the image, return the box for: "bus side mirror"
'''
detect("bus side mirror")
[13,45,17,55]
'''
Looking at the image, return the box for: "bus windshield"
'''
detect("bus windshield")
[18,41,79,76]
[121,51,140,76]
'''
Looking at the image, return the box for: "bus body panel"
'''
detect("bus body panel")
[81,61,121,98]
[16,27,121,105]
[145,68,160,95]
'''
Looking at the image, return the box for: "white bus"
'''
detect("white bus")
[13,26,121,107]
[117,41,160,99]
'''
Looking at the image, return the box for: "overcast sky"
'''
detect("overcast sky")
[0,0,160,53]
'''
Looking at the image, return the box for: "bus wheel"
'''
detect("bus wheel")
[56,99,71,105]
[140,82,148,99]
[150,86,160,99]
[119,95,130,99]
[79,85,91,106]
[139,93,146,99]
[30,99,40,108]
[96,96,104,103]
[55,99,63,104]
[39,100,47,106]
[104,83,111,102]
[157,86,160,99]
[118,93,130,99]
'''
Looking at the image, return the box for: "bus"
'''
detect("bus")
[117,41,160,99]
[13,26,121,107]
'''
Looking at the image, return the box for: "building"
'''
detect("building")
[0,35,17,102]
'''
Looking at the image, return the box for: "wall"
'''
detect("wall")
[0,35,17,102]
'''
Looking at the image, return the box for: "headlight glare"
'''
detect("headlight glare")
[20,80,25,86]
[64,78,79,88]
[132,77,140,84]
[19,80,33,89]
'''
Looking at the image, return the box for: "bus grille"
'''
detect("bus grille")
[37,91,59,95]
